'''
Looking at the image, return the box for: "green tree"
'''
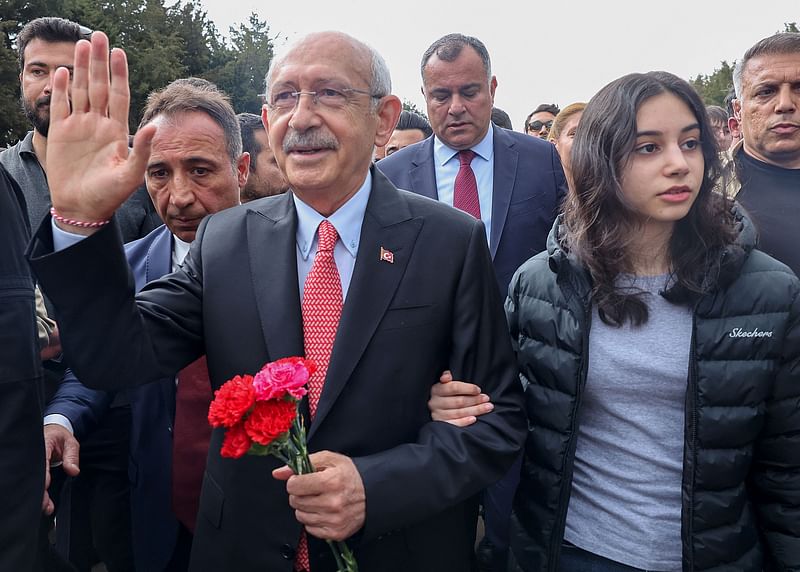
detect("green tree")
[690,60,734,107]
[0,0,69,146]
[784,22,798,32]
[402,99,427,119]
[209,13,275,114]
[0,1,278,144]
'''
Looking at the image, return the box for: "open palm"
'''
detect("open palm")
[46,32,155,230]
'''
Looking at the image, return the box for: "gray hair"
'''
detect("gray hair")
[733,32,800,97]
[420,34,492,82]
[264,32,391,112]
[139,78,242,165]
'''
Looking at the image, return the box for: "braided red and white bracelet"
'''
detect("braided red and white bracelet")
[50,207,111,229]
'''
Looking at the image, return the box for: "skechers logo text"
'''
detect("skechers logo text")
[729,327,773,338]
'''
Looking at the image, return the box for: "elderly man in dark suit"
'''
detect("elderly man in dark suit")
[29,29,525,572]
[378,33,565,571]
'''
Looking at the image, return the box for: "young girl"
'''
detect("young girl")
[430,71,800,571]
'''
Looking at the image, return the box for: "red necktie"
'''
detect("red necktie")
[171,355,213,533]
[296,220,343,571]
[453,149,481,219]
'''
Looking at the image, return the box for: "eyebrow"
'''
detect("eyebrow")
[26,61,74,71]
[635,123,701,137]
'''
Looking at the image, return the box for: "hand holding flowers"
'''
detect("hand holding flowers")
[208,357,359,571]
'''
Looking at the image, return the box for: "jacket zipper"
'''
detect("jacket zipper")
[682,311,699,571]
[549,297,592,571]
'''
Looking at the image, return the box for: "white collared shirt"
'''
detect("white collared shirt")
[172,235,191,271]
[433,123,494,244]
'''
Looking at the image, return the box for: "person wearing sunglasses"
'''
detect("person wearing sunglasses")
[524,103,560,138]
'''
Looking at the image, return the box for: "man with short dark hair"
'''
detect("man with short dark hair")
[491,107,513,130]
[726,32,800,276]
[378,33,565,571]
[237,112,289,202]
[31,29,525,571]
[384,110,432,157]
[43,78,247,572]
[524,103,560,138]
[1,16,158,240]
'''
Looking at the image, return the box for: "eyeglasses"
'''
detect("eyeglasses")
[265,85,383,112]
[527,119,553,132]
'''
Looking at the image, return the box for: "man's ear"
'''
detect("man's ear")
[374,95,402,147]
[236,152,250,194]
[732,98,742,122]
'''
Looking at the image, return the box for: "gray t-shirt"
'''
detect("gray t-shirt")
[564,274,690,571]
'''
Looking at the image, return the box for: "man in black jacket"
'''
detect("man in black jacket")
[0,164,45,570]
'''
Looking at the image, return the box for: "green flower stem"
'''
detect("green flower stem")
[285,415,358,572]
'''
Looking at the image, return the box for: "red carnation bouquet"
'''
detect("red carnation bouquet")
[208,357,357,571]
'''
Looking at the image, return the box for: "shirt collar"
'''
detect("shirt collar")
[433,122,494,167]
[172,235,192,268]
[293,170,371,261]
[20,131,37,157]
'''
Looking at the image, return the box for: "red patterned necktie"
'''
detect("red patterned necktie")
[453,149,481,219]
[296,220,343,571]
[171,355,213,533]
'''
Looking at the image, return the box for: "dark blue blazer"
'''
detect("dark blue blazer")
[377,125,566,293]
[45,224,179,572]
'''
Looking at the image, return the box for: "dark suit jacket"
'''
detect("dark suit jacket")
[377,125,566,292]
[0,166,44,571]
[45,225,179,571]
[30,167,526,572]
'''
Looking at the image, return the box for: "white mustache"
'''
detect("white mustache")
[283,129,338,153]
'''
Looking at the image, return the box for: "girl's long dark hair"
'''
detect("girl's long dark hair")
[564,71,736,326]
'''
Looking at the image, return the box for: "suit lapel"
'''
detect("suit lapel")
[408,137,438,200]
[309,169,422,439]
[489,128,517,258]
[145,227,173,286]
[246,194,305,363]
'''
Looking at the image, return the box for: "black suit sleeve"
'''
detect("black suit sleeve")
[29,216,206,391]
[352,219,526,539]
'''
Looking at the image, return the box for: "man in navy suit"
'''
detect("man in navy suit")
[378,33,565,294]
[43,78,247,571]
[378,33,566,571]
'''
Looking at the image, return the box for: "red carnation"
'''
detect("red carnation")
[244,399,297,446]
[208,374,256,428]
[220,422,252,458]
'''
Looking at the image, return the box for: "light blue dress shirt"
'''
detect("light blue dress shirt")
[433,123,494,244]
[292,170,370,302]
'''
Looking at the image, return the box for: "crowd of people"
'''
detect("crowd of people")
[1,15,799,572]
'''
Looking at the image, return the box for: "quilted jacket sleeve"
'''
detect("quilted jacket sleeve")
[752,282,800,570]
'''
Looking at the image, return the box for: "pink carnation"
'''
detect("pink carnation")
[253,357,315,401]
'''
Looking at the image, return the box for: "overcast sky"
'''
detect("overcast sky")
[198,0,797,129]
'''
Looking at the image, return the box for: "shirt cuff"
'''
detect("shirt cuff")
[44,413,74,435]
[51,218,89,251]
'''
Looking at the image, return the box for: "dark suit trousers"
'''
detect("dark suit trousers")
[56,406,134,572]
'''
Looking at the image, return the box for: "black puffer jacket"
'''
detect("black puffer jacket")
[506,214,800,571]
